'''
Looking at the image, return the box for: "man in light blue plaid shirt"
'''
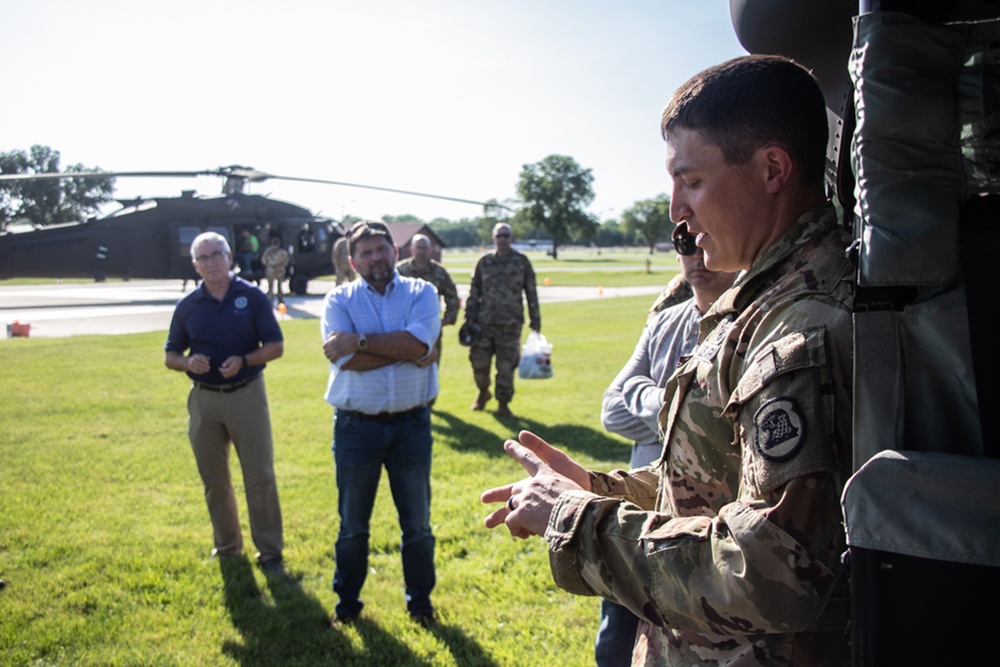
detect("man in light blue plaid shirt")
[322,221,441,629]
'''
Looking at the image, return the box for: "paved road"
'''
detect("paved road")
[0,279,662,339]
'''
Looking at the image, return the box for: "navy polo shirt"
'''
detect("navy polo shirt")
[165,275,284,385]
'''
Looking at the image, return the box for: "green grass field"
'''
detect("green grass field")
[0,292,661,666]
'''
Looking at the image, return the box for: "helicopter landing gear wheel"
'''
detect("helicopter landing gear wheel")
[289,273,309,295]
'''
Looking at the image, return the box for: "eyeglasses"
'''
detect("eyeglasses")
[494,233,512,239]
[672,223,697,256]
[195,250,228,264]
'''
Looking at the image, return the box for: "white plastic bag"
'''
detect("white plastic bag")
[518,331,553,379]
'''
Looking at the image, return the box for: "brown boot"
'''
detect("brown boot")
[471,389,491,411]
[495,402,515,418]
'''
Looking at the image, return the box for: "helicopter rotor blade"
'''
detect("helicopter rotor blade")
[250,171,510,210]
[0,169,225,182]
[0,166,511,211]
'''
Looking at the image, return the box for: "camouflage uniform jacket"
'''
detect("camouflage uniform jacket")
[545,203,854,666]
[647,276,693,322]
[466,250,541,330]
[261,246,290,280]
[396,258,460,324]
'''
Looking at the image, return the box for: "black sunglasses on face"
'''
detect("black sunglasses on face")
[672,223,698,256]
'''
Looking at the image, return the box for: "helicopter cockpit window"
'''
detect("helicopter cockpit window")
[178,226,201,258]
[207,227,230,246]
[177,226,233,259]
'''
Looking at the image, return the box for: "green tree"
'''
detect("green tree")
[429,218,482,247]
[0,145,115,230]
[622,194,672,253]
[595,218,628,247]
[514,155,596,259]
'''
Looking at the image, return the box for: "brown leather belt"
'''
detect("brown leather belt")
[338,406,424,423]
[194,376,259,393]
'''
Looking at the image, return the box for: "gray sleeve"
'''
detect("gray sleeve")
[601,300,700,446]
[601,323,661,445]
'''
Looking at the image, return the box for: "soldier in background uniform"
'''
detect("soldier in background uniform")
[483,55,854,665]
[261,237,290,306]
[594,230,737,667]
[396,233,459,366]
[332,236,356,285]
[464,222,541,418]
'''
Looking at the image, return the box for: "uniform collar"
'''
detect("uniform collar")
[714,202,838,315]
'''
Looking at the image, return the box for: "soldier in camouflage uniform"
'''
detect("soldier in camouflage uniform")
[483,56,853,666]
[647,275,693,320]
[332,236,356,285]
[465,222,541,418]
[261,237,290,305]
[397,233,460,365]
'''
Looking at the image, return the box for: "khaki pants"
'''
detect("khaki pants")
[187,376,283,562]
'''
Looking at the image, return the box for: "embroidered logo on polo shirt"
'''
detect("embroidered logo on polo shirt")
[235,296,248,310]
[753,397,805,462]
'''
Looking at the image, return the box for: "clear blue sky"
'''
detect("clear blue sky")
[1,1,746,223]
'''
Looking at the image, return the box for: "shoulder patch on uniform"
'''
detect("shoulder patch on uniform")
[753,397,805,462]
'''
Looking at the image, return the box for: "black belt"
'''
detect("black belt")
[194,376,259,393]
[338,406,424,423]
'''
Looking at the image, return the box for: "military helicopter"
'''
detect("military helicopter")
[0,166,496,294]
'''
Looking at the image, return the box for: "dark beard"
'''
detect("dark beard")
[362,261,392,287]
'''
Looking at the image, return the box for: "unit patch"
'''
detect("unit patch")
[234,296,249,310]
[753,397,805,462]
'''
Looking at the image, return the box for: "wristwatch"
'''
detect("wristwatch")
[358,333,368,351]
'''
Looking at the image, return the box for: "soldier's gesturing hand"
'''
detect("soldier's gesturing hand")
[481,431,591,538]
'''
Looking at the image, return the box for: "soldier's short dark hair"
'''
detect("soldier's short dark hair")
[660,55,828,187]
[347,221,395,257]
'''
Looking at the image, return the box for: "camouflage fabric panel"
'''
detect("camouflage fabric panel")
[467,251,539,328]
[262,248,289,268]
[728,326,841,496]
[648,277,693,318]
[397,259,460,322]
[588,467,660,511]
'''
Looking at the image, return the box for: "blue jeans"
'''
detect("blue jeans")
[332,406,435,617]
[595,598,639,667]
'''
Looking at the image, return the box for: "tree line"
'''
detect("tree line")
[1,146,676,254]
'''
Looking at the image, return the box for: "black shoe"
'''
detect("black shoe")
[330,612,358,628]
[259,559,287,577]
[410,611,438,629]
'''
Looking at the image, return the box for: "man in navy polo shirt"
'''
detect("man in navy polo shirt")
[165,231,286,574]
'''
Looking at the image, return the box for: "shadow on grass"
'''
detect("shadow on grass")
[219,557,433,666]
[429,623,502,667]
[432,410,627,465]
